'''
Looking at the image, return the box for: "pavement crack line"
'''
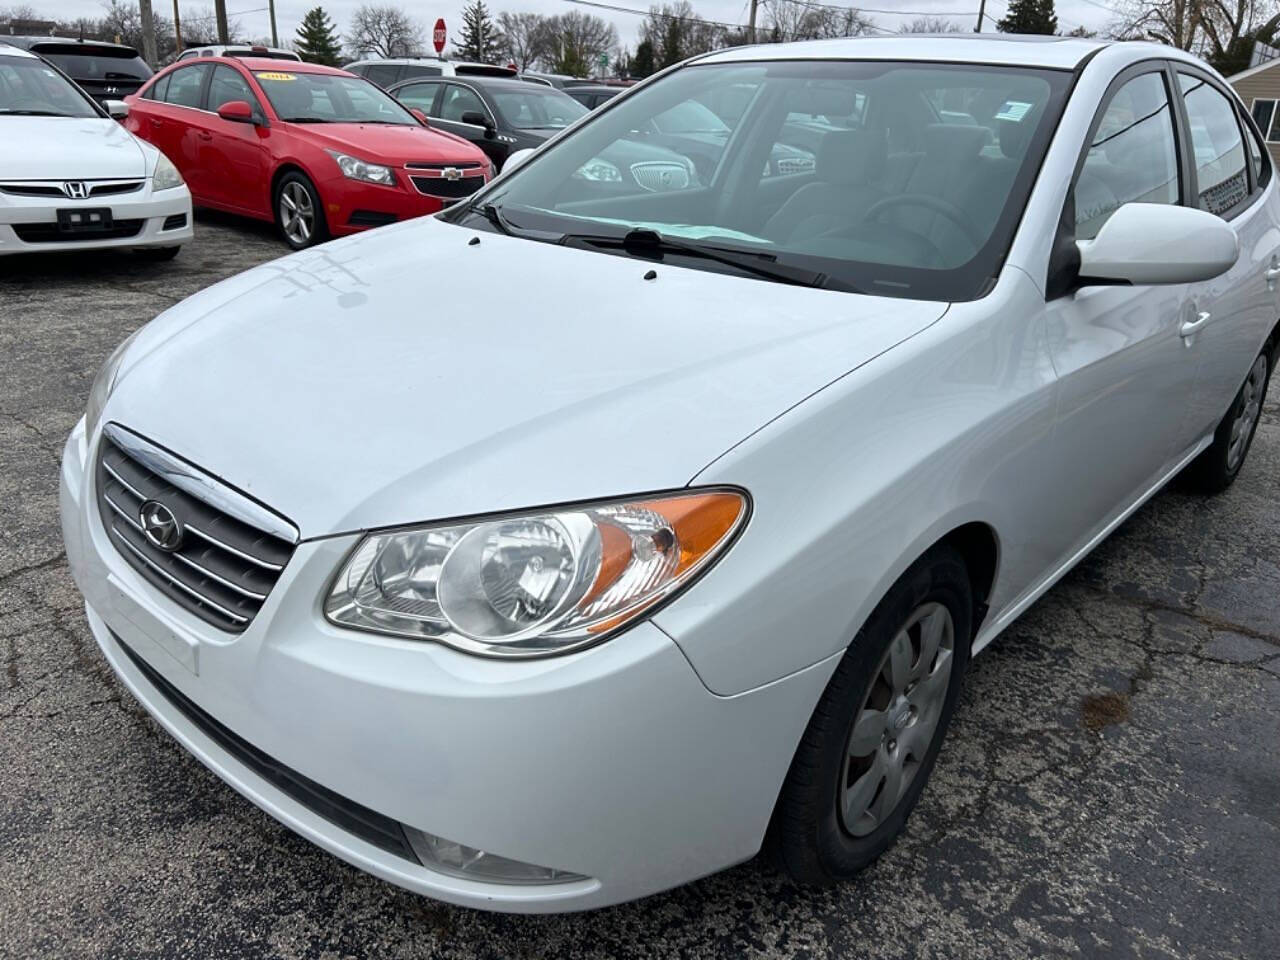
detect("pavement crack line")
[0,552,66,585]
[1075,581,1280,649]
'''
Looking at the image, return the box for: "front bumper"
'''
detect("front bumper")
[60,418,835,911]
[0,184,193,254]
[316,174,480,237]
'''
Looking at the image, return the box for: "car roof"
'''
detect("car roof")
[566,84,621,95]
[0,43,38,59]
[458,76,561,92]
[698,35,1109,70]
[227,57,348,75]
[1,35,140,54]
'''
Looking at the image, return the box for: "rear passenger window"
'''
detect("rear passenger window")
[402,65,442,79]
[144,72,169,101]
[395,81,438,113]
[1178,73,1248,215]
[365,64,401,89]
[164,63,209,108]
[1075,71,1179,241]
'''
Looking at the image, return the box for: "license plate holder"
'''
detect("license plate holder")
[57,207,113,233]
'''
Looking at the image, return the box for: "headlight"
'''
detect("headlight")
[573,158,622,182]
[326,149,395,185]
[85,329,141,433]
[152,153,183,191]
[325,489,748,658]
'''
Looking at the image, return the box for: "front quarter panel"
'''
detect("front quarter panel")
[657,268,1058,695]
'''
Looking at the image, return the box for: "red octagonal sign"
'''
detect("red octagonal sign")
[433,18,446,54]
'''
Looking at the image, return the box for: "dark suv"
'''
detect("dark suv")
[0,36,152,109]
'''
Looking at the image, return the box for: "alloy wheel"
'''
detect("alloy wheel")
[1227,354,1268,472]
[279,181,314,246]
[840,601,954,837]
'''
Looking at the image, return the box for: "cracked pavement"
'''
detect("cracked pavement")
[1,215,1278,959]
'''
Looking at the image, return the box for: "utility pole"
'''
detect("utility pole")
[138,0,157,66]
[215,0,229,44]
[748,0,759,43]
[172,0,183,53]
[975,0,986,32]
[269,0,278,46]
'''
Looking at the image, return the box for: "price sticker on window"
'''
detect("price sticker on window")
[257,72,297,82]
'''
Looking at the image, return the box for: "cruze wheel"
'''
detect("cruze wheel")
[768,545,971,884]
[1185,348,1272,494]
[275,172,327,250]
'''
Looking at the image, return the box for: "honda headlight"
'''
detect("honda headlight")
[326,489,748,657]
[152,153,184,191]
[326,149,395,185]
[85,328,141,434]
[573,158,622,182]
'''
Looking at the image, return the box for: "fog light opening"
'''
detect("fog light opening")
[404,827,588,885]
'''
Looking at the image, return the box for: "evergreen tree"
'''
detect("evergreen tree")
[294,6,341,66]
[455,1,506,63]
[631,38,655,77]
[996,0,1057,35]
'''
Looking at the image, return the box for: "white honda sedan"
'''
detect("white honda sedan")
[61,36,1276,911]
[0,44,192,258]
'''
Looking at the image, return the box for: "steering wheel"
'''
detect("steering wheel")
[861,194,985,250]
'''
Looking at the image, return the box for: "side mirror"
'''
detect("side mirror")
[409,107,429,127]
[216,99,256,124]
[104,99,128,120]
[461,110,494,134]
[503,148,535,173]
[1078,203,1239,285]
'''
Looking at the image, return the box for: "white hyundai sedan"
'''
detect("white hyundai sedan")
[61,36,1276,911]
[0,44,192,258]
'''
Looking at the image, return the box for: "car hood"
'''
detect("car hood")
[0,116,146,180]
[106,218,946,537]
[294,122,484,163]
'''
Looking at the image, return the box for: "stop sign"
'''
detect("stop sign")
[433,18,446,54]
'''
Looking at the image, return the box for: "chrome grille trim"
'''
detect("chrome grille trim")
[96,424,296,632]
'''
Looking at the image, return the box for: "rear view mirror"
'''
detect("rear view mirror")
[104,99,128,119]
[503,148,535,173]
[216,99,256,124]
[1077,203,1238,285]
[461,110,493,131]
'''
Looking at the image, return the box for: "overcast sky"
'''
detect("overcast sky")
[43,1,1119,52]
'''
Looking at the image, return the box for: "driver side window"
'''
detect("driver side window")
[440,85,487,124]
[1075,71,1180,241]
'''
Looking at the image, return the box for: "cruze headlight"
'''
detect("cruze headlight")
[85,328,141,434]
[573,158,622,182]
[326,149,395,185]
[325,489,748,657]
[152,153,183,191]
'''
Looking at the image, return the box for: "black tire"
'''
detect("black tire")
[135,245,180,262]
[273,171,327,250]
[767,545,972,885]
[1183,346,1272,495]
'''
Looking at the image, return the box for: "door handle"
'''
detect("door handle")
[197,130,213,141]
[1180,311,1211,340]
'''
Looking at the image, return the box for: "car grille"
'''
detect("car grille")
[13,220,144,242]
[96,425,297,633]
[629,161,691,192]
[409,175,485,199]
[0,180,145,198]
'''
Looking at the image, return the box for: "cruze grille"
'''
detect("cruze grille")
[409,174,486,199]
[95,425,297,632]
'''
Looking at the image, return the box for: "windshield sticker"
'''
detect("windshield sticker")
[257,72,297,81]
[994,100,1032,122]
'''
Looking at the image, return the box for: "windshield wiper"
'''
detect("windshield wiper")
[563,228,830,289]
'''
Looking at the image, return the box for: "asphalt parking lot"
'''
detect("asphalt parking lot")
[1,214,1278,960]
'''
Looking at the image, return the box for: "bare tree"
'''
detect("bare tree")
[0,4,41,21]
[898,15,963,33]
[499,11,551,71]
[544,11,617,75]
[346,3,423,58]
[766,3,877,41]
[178,5,243,46]
[641,2,727,67]
[1111,0,1201,49]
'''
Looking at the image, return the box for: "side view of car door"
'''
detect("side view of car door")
[189,64,270,215]
[133,62,209,195]
[431,82,506,168]
[1037,63,1208,580]
[1172,68,1280,440]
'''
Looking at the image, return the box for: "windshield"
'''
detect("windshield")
[30,43,149,83]
[0,56,99,117]
[491,86,587,129]
[255,70,417,124]
[454,60,1070,301]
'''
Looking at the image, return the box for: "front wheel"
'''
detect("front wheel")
[767,545,972,884]
[274,172,327,250]
[1184,348,1271,494]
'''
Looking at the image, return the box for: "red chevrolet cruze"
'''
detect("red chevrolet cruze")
[124,57,492,249]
